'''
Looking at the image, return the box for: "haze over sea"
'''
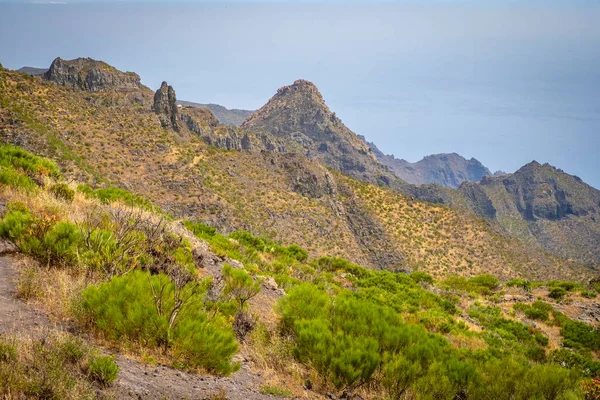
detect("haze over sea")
[1,1,599,187]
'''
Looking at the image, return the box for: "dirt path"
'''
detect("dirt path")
[0,253,57,336]
[0,251,285,400]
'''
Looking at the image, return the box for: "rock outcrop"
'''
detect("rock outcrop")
[153,81,179,131]
[43,57,141,92]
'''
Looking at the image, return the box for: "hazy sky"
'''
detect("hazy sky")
[1,1,599,188]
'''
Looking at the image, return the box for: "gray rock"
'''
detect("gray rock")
[152,81,179,132]
[43,57,141,92]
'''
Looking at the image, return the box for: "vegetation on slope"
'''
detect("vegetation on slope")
[0,66,592,281]
[1,145,600,399]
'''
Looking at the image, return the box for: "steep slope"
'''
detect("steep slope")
[461,162,600,266]
[178,101,253,126]
[242,80,404,189]
[361,135,492,188]
[0,63,595,279]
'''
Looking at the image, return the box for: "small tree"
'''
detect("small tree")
[221,264,262,310]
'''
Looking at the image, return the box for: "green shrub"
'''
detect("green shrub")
[77,270,238,374]
[283,244,308,262]
[549,286,568,300]
[260,385,293,397]
[183,220,217,237]
[506,278,531,291]
[581,290,597,299]
[222,264,262,310]
[0,209,34,241]
[0,333,99,398]
[88,355,119,386]
[173,315,239,375]
[410,271,434,285]
[547,280,579,292]
[514,302,551,321]
[560,319,600,351]
[43,221,82,265]
[469,274,500,290]
[0,166,38,191]
[49,183,75,202]
[550,349,600,377]
[0,144,61,179]
[78,184,156,211]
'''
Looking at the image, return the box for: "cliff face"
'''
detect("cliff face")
[43,57,142,92]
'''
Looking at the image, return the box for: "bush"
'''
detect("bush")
[78,184,157,212]
[560,319,600,351]
[283,244,308,262]
[173,315,240,374]
[88,355,119,386]
[77,270,238,374]
[514,301,552,321]
[49,183,75,202]
[469,274,500,290]
[410,271,434,285]
[549,286,568,301]
[222,264,262,310]
[506,278,531,291]
[0,166,38,191]
[0,144,61,179]
[43,221,82,265]
[183,220,217,237]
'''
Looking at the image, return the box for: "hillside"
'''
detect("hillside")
[0,61,591,281]
[178,100,253,126]
[0,143,600,400]
[362,135,492,188]
[461,161,600,266]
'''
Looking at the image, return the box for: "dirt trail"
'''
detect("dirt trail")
[0,254,57,336]
[0,252,285,400]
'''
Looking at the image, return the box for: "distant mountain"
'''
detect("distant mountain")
[360,135,491,188]
[16,66,47,76]
[461,161,600,265]
[177,101,253,127]
[241,79,404,189]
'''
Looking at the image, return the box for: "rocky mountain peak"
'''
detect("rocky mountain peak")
[152,81,179,131]
[243,78,333,133]
[241,79,399,187]
[43,57,141,92]
[274,79,323,100]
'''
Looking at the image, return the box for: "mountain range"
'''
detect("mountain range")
[2,57,599,278]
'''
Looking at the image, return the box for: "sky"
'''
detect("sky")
[1,1,599,188]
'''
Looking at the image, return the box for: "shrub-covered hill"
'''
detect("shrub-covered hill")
[1,144,600,399]
[0,64,593,281]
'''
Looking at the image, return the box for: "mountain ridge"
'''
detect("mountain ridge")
[360,134,493,188]
[0,58,598,276]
